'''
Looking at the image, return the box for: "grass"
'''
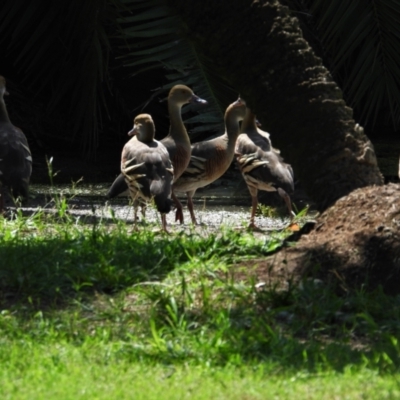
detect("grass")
[1,202,400,398]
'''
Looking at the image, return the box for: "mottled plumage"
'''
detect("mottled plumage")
[121,114,174,231]
[0,76,32,212]
[235,108,294,228]
[107,85,206,223]
[174,98,247,224]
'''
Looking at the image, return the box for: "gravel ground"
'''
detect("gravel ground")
[10,178,311,234]
[85,202,291,231]
[20,198,294,233]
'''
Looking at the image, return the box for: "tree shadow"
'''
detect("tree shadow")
[186,269,400,372]
[0,229,184,310]
[201,231,400,372]
[295,232,400,295]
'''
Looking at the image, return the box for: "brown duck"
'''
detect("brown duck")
[0,76,32,212]
[107,85,207,223]
[173,98,246,224]
[121,114,174,231]
[235,108,294,228]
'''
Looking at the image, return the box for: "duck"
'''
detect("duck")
[121,113,174,232]
[173,97,247,225]
[0,76,32,213]
[107,85,207,223]
[235,108,294,228]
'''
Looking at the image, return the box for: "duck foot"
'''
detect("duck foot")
[247,223,263,232]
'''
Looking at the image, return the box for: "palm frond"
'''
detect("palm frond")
[120,0,237,136]
[286,0,400,129]
[0,0,125,155]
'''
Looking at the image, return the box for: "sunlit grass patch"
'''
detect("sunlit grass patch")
[1,350,398,399]
[0,206,400,398]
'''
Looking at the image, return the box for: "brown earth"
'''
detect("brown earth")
[237,183,400,294]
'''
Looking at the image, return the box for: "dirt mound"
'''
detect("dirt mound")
[241,183,400,294]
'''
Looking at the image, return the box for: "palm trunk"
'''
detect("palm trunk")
[167,0,383,210]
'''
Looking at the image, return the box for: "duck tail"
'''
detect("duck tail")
[106,173,128,199]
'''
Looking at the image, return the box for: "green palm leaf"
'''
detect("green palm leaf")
[0,0,124,155]
[287,0,400,128]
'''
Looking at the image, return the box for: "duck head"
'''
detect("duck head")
[168,84,207,107]
[225,97,247,121]
[128,113,155,142]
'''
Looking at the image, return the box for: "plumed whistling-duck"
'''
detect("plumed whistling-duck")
[108,85,207,223]
[235,108,294,228]
[173,98,247,225]
[121,113,174,232]
[0,76,32,213]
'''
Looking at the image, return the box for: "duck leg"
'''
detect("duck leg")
[186,190,198,225]
[131,197,143,230]
[133,206,139,230]
[140,203,147,220]
[247,185,259,229]
[277,187,294,219]
[249,195,260,229]
[172,191,184,224]
[161,213,169,233]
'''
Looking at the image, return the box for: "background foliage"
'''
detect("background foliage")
[0,0,399,157]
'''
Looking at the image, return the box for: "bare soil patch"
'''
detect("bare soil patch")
[236,183,400,294]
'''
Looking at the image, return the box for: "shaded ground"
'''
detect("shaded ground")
[237,183,400,294]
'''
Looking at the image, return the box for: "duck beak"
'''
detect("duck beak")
[233,97,245,107]
[128,126,138,136]
[190,94,208,105]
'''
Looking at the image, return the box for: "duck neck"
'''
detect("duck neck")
[225,115,241,151]
[138,129,154,143]
[241,109,257,133]
[144,127,155,142]
[168,102,190,144]
[0,96,10,123]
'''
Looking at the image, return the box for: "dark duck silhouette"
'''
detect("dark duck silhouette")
[235,108,294,228]
[107,85,207,223]
[121,113,174,231]
[173,98,247,225]
[0,76,32,213]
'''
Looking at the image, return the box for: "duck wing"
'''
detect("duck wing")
[0,123,32,198]
[122,139,174,213]
[175,136,232,192]
[236,133,293,194]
